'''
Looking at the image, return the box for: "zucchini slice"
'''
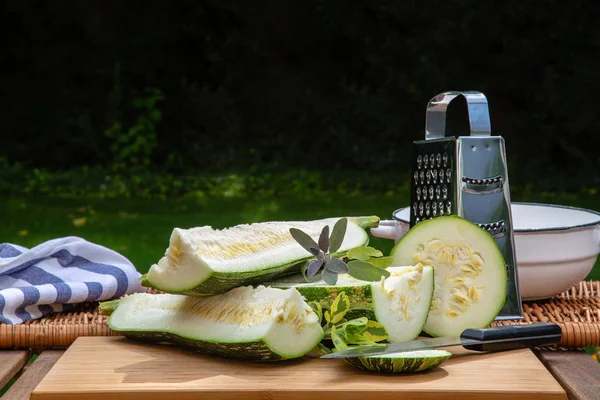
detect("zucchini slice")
[344,349,452,373]
[390,216,507,337]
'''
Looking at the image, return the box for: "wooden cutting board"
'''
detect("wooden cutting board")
[32,336,566,400]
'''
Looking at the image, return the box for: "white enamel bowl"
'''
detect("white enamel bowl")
[370,203,600,300]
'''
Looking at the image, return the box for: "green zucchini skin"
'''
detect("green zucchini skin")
[344,350,452,373]
[141,250,359,297]
[141,258,310,296]
[116,331,286,362]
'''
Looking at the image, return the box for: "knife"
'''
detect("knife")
[320,323,562,359]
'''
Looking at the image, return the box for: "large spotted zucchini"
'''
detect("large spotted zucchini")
[267,264,434,343]
[390,216,507,337]
[100,285,324,361]
[140,216,379,296]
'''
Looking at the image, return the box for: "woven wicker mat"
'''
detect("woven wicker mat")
[1,281,599,350]
[490,280,600,349]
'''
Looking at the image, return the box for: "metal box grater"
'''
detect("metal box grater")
[409,90,523,320]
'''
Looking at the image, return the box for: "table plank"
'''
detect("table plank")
[534,350,600,400]
[0,351,29,389]
[3,351,65,400]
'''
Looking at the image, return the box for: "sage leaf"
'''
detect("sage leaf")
[307,259,323,277]
[318,225,329,253]
[343,317,368,327]
[325,292,350,324]
[322,268,338,285]
[325,258,349,273]
[324,310,332,325]
[328,217,348,253]
[301,261,322,283]
[335,318,365,342]
[316,250,326,262]
[343,317,368,336]
[366,256,395,269]
[308,301,323,324]
[347,260,391,281]
[347,246,383,261]
[362,320,389,342]
[309,247,320,257]
[345,335,386,347]
[331,325,348,352]
[289,228,319,253]
[310,343,332,356]
[335,324,350,342]
[346,334,374,344]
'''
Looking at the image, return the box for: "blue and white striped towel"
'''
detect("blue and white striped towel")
[0,236,145,325]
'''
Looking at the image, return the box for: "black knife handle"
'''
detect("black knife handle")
[460,323,562,352]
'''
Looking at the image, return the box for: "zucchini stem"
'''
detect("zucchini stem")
[98,299,121,315]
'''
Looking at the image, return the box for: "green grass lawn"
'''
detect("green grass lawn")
[0,194,405,273]
[1,190,599,280]
[1,189,599,377]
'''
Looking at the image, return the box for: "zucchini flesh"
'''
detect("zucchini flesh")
[345,349,452,373]
[267,264,435,343]
[142,216,379,296]
[103,286,325,361]
[390,216,507,337]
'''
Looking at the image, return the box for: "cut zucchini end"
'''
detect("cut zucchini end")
[264,318,326,359]
[349,215,381,229]
[371,264,435,343]
[98,299,121,316]
[144,227,215,292]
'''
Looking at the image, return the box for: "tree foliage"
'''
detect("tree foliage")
[2,0,599,192]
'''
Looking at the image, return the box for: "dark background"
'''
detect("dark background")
[2,0,600,193]
[1,2,599,361]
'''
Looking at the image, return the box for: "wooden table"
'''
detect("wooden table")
[0,350,64,400]
[0,348,598,400]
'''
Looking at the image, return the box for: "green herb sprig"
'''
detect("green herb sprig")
[308,292,388,354]
[289,217,392,284]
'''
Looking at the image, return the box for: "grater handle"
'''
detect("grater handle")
[369,221,409,242]
[425,91,492,140]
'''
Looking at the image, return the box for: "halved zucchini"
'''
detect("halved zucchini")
[141,216,379,296]
[100,285,325,361]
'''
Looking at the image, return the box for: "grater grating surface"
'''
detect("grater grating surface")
[409,91,523,321]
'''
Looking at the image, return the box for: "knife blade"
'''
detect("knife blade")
[320,322,562,359]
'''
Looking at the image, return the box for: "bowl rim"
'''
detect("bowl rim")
[392,201,600,233]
